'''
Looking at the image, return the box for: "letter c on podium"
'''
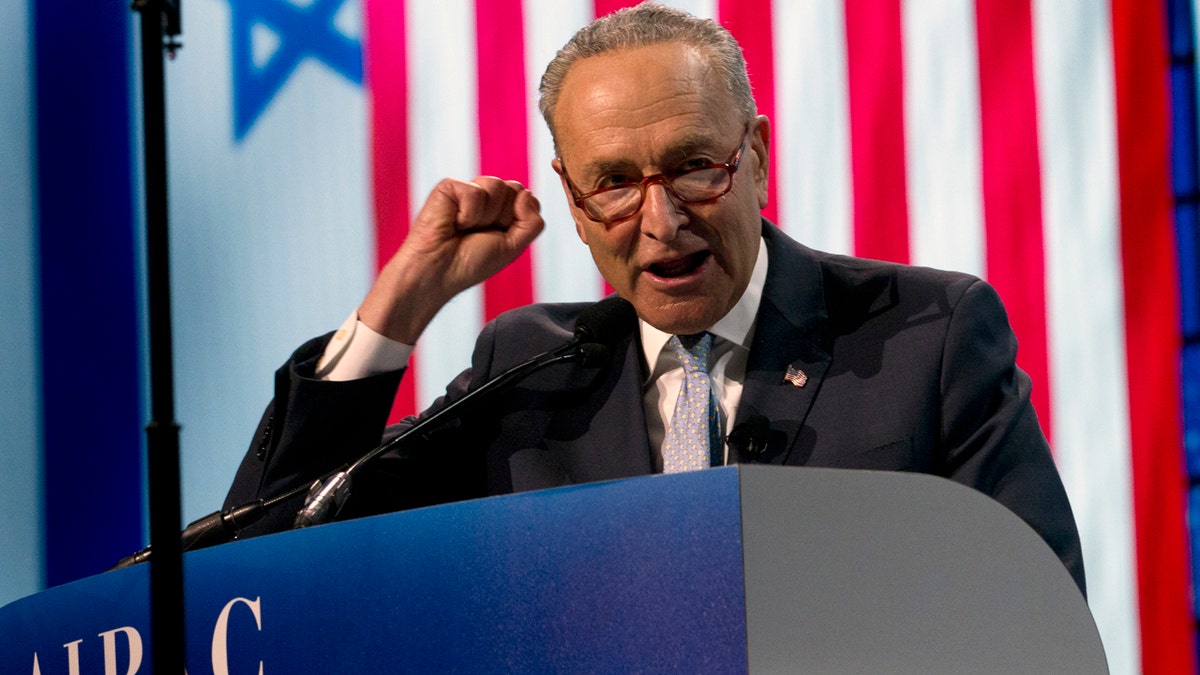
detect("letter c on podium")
[212,596,263,675]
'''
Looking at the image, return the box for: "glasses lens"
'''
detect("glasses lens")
[670,167,732,201]
[585,186,642,222]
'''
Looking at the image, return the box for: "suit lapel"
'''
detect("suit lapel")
[732,223,832,466]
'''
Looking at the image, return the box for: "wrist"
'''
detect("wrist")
[358,255,455,344]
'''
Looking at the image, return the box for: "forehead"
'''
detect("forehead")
[553,42,741,169]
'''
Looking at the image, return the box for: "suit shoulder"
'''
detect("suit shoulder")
[814,248,973,284]
[487,301,594,346]
[810,249,980,301]
[794,249,998,338]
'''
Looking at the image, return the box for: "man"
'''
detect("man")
[226,3,1084,594]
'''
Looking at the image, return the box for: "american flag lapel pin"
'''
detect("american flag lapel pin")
[784,365,808,388]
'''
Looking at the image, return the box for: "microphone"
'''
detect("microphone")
[727,415,770,460]
[571,295,639,359]
[293,296,637,528]
[113,500,270,569]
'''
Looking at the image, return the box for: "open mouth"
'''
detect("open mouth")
[648,251,710,278]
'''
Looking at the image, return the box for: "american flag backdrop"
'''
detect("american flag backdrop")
[364,1,1193,672]
[3,0,1198,673]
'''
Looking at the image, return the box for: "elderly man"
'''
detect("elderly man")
[226,3,1084,594]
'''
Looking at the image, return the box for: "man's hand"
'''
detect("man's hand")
[358,177,544,344]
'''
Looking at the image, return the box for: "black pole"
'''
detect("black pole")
[132,0,185,670]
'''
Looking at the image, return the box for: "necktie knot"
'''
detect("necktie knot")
[668,332,713,375]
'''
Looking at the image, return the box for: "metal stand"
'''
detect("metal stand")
[131,0,184,670]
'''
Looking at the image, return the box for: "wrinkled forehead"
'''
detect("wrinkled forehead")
[552,44,742,166]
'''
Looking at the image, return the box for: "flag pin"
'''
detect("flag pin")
[784,366,808,388]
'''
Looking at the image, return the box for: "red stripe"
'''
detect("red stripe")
[974,0,1052,438]
[593,0,638,19]
[476,0,535,321]
[364,0,417,420]
[1111,0,1197,670]
[843,0,910,264]
[718,0,778,225]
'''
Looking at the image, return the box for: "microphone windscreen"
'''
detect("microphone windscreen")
[573,296,637,347]
[728,415,770,457]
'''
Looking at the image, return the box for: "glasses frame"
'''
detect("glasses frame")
[558,126,752,224]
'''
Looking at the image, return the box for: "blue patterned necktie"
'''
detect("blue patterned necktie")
[662,332,722,473]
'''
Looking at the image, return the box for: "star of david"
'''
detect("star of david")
[229,0,363,141]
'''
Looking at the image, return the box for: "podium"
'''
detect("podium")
[1,466,1106,673]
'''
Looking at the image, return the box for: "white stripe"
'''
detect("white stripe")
[525,0,603,303]
[772,0,853,254]
[901,0,985,276]
[0,0,42,606]
[407,0,483,409]
[1034,1,1139,671]
[660,0,718,21]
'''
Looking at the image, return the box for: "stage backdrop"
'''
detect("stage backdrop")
[3,1,1199,674]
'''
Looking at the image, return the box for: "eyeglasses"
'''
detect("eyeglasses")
[559,127,751,224]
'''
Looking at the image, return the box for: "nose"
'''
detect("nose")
[639,181,688,242]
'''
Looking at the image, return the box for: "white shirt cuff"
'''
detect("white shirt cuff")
[315,311,414,381]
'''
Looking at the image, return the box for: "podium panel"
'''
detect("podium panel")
[0,466,1105,673]
[739,468,1102,672]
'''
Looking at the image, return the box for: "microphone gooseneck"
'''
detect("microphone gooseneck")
[293,296,638,529]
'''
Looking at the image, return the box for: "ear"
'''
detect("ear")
[750,115,771,209]
[552,157,591,244]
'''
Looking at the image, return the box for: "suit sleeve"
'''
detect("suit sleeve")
[222,332,407,536]
[224,319,504,538]
[939,279,1086,596]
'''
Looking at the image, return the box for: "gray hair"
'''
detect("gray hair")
[538,2,757,149]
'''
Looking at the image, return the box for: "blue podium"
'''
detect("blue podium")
[1,466,1105,673]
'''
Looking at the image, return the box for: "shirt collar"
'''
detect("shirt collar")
[639,236,769,369]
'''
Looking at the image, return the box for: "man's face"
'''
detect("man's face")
[551,41,770,335]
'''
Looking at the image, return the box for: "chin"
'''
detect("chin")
[638,299,724,335]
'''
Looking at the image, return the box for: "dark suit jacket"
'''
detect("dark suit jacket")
[227,221,1085,594]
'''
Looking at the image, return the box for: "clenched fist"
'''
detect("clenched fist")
[359,177,544,344]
